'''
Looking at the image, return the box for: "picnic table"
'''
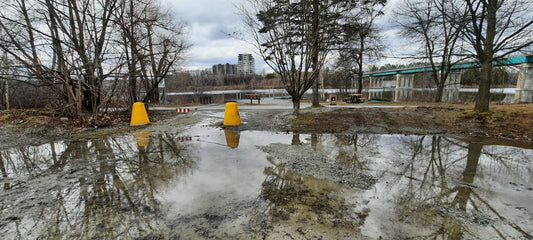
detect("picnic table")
[245,94,261,104]
[343,94,367,103]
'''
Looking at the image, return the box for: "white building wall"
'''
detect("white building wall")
[238,54,255,75]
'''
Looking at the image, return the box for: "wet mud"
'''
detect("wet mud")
[0,108,532,239]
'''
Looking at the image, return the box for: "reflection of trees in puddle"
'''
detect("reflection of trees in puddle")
[0,132,196,239]
[393,136,531,239]
[333,134,379,170]
[0,141,64,181]
[260,155,366,237]
[254,133,381,237]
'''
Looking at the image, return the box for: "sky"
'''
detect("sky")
[163,0,408,73]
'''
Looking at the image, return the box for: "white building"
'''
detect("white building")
[237,54,255,75]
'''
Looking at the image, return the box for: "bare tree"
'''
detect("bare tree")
[115,0,143,105]
[339,0,386,94]
[396,0,466,102]
[0,49,9,110]
[115,0,189,107]
[325,65,353,96]
[138,6,189,105]
[0,0,189,116]
[309,0,348,106]
[458,0,533,112]
[0,0,120,117]
[240,0,322,114]
[240,0,369,114]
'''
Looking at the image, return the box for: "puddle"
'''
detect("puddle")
[0,123,532,239]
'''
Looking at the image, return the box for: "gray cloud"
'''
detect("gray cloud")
[162,0,257,70]
[166,0,410,72]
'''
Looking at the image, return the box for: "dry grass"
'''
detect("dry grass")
[445,103,533,141]
[293,103,533,142]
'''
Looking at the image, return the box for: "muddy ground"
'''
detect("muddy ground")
[235,103,533,147]
[0,102,532,239]
[1,103,532,146]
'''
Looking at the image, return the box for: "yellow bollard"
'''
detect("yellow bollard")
[223,102,241,126]
[130,102,150,126]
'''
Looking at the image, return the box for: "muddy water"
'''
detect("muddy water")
[0,121,532,239]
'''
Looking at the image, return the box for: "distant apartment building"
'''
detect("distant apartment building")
[212,54,255,76]
[212,63,237,75]
[237,54,255,75]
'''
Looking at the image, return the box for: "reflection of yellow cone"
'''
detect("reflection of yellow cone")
[224,129,240,148]
[130,102,150,126]
[223,102,241,126]
[134,131,150,147]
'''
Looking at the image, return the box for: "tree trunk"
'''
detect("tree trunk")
[4,79,8,111]
[292,98,301,115]
[311,0,321,107]
[431,71,447,102]
[63,80,80,117]
[357,39,364,94]
[312,75,320,106]
[1,53,8,110]
[128,73,137,105]
[127,0,138,107]
[475,61,492,112]
[145,86,160,103]
[357,72,363,94]
[474,0,497,113]
[435,86,443,102]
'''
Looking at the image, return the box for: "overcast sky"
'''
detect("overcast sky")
[164,0,408,73]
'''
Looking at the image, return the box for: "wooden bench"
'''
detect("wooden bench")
[245,94,262,104]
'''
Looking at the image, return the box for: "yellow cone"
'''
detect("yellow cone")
[130,102,150,126]
[223,102,241,126]
[224,129,240,148]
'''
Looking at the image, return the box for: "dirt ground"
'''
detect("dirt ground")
[235,102,533,148]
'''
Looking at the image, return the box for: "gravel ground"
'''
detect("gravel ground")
[258,143,377,190]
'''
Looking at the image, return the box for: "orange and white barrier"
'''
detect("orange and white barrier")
[175,108,190,113]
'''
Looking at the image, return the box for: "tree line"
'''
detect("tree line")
[241,0,532,114]
[395,0,532,110]
[1,0,531,118]
[0,0,189,118]
[241,0,386,114]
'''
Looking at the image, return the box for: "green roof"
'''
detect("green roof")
[362,55,532,78]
